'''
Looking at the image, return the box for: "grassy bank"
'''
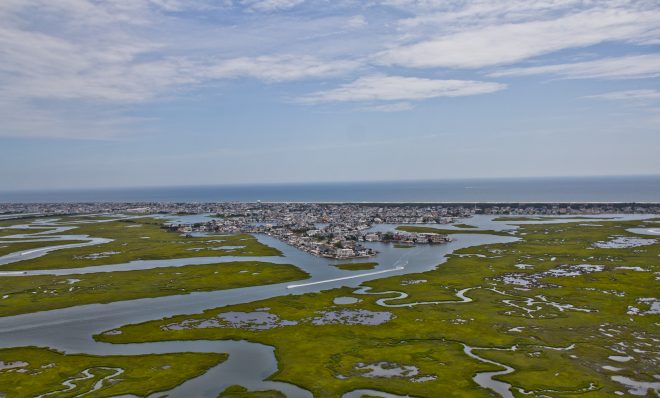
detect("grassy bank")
[0,261,308,317]
[0,239,87,257]
[0,227,55,238]
[1,217,281,271]
[396,225,511,236]
[451,223,478,229]
[492,216,616,222]
[333,262,378,271]
[218,385,286,397]
[0,346,225,398]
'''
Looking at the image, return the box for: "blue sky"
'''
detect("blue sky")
[1,0,659,190]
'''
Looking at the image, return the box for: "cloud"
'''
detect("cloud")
[0,0,160,26]
[0,1,362,104]
[241,0,304,12]
[0,0,364,138]
[585,89,660,101]
[490,54,660,79]
[148,0,224,12]
[205,55,360,82]
[389,0,586,29]
[2,0,660,140]
[347,15,367,29]
[0,16,359,103]
[0,98,149,139]
[301,74,505,103]
[377,8,660,68]
[361,102,414,112]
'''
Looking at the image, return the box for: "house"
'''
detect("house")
[336,248,355,257]
[364,233,380,242]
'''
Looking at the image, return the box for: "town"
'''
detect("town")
[3,201,659,259]
[168,203,458,258]
[2,201,659,218]
[173,218,452,259]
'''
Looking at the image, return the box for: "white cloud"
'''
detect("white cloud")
[390,0,586,30]
[585,89,660,101]
[0,14,359,103]
[490,54,660,79]
[347,15,367,29]
[0,98,148,139]
[205,55,360,82]
[0,1,362,104]
[0,0,364,138]
[301,74,505,103]
[361,102,414,112]
[241,0,304,12]
[148,0,224,12]
[0,0,158,26]
[2,0,660,140]
[0,50,359,106]
[377,8,660,68]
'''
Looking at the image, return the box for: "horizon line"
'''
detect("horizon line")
[3,174,660,194]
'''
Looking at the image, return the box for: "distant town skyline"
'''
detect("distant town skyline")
[1,1,660,190]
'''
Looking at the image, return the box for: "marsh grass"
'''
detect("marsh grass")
[0,346,225,398]
[333,262,378,271]
[0,261,308,317]
[98,220,659,397]
[1,217,281,271]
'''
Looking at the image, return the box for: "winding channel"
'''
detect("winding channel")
[353,286,477,307]
[0,214,654,397]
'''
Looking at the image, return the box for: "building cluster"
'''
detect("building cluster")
[1,201,658,218]
[168,204,458,258]
[475,203,658,215]
[2,201,659,259]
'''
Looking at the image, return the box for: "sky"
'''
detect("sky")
[1,0,659,190]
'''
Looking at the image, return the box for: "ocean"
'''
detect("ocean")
[1,176,659,203]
